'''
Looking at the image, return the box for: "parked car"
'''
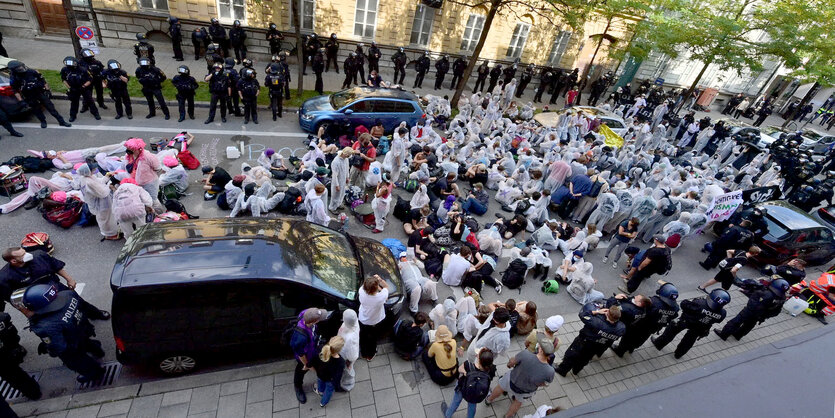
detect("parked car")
[796,128,835,154]
[298,86,424,134]
[718,119,775,150]
[534,106,628,136]
[751,201,835,266]
[0,56,30,119]
[110,218,404,375]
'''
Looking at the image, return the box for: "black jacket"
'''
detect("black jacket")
[172,74,198,95]
[135,66,166,90]
[577,303,626,345]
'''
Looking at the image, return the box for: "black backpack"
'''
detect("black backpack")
[502,259,528,289]
[461,369,491,403]
[393,196,411,222]
[278,187,303,214]
[660,191,677,217]
[588,179,604,198]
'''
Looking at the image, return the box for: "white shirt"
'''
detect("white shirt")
[442,254,472,286]
[358,287,389,325]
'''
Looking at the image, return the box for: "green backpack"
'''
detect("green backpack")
[542,280,560,294]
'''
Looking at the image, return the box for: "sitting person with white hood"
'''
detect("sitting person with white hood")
[112,177,153,237]
[75,163,119,240]
[429,298,458,336]
[465,307,511,363]
[159,156,189,197]
[565,261,604,305]
[304,183,330,226]
[230,182,285,218]
[398,252,438,315]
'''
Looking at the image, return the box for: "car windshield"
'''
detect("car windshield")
[761,126,784,137]
[802,130,822,140]
[294,223,360,298]
[330,90,358,109]
[763,216,791,240]
[602,118,624,129]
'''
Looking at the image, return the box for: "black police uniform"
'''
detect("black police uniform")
[209,22,229,57]
[205,67,230,123]
[133,41,155,65]
[312,53,325,95]
[172,72,199,121]
[135,65,170,119]
[716,287,785,341]
[503,64,517,86]
[169,20,184,61]
[325,37,340,73]
[616,294,679,355]
[267,27,283,56]
[776,264,806,286]
[561,69,579,97]
[224,64,242,116]
[0,312,40,400]
[237,75,260,124]
[0,251,108,319]
[702,225,754,269]
[303,37,322,75]
[277,58,291,100]
[652,296,726,358]
[353,46,366,85]
[434,57,449,90]
[79,56,107,109]
[712,250,749,290]
[391,50,407,85]
[487,65,502,92]
[605,297,649,357]
[10,69,69,127]
[555,303,626,376]
[549,72,567,105]
[28,289,105,382]
[517,67,534,97]
[60,65,100,121]
[367,44,381,73]
[204,48,224,73]
[414,55,430,88]
[102,67,132,119]
[264,68,285,120]
[229,25,247,62]
[191,28,206,60]
[473,62,489,93]
[450,57,467,90]
[342,55,356,89]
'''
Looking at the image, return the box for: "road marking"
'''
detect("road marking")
[14,123,310,138]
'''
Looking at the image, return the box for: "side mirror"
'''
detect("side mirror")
[344,109,354,115]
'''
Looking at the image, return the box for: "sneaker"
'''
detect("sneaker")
[313,386,321,397]
[440,402,448,415]
[295,388,307,404]
[40,121,47,128]
[612,262,618,269]
[495,285,503,294]
[602,256,608,263]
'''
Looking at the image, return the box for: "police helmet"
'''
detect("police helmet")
[234,20,241,27]
[269,23,277,30]
[63,56,78,67]
[706,289,731,310]
[212,62,223,71]
[349,52,356,57]
[813,178,822,185]
[168,16,178,24]
[7,60,26,73]
[398,47,404,53]
[656,282,679,305]
[224,57,235,68]
[317,47,325,55]
[211,17,219,24]
[358,43,364,48]
[371,41,377,47]
[81,48,95,58]
[803,185,814,193]
[241,58,253,68]
[178,65,190,75]
[443,54,449,59]
[13,284,64,314]
[311,33,317,39]
[279,51,287,60]
[424,50,429,56]
[271,54,280,62]
[136,33,146,41]
[331,33,337,39]
[107,59,121,70]
[828,170,835,178]
[770,279,790,295]
[788,140,799,147]
[245,68,256,78]
[207,43,217,52]
[138,58,151,67]
[269,63,280,73]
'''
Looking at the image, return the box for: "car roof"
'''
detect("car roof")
[341,86,419,102]
[0,56,12,71]
[533,106,624,128]
[719,118,755,130]
[759,201,825,231]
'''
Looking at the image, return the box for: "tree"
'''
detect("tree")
[448,0,596,108]
[291,0,305,96]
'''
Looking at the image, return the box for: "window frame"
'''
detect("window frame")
[353,0,379,40]
[289,0,316,32]
[547,30,573,67]
[409,4,435,47]
[460,13,486,53]
[505,22,530,60]
[138,0,169,12]
[216,0,246,24]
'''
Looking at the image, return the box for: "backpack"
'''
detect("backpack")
[281,323,304,348]
[393,196,411,222]
[542,279,560,294]
[460,369,491,403]
[514,199,531,215]
[404,179,419,193]
[278,187,303,214]
[177,149,201,170]
[588,178,604,198]
[660,191,677,217]
[501,259,528,289]
[21,232,53,254]
[160,183,180,200]
[42,198,83,229]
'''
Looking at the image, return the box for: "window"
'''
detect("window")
[506,23,530,59]
[409,4,434,47]
[395,101,416,113]
[291,0,315,31]
[139,0,168,10]
[350,100,371,112]
[548,31,572,66]
[372,100,397,113]
[460,14,485,52]
[354,0,378,38]
[217,0,245,23]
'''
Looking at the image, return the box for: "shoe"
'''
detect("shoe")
[697,286,708,294]
[440,402,448,415]
[816,315,828,325]
[100,104,108,109]
[40,121,47,128]
[204,119,213,124]
[612,262,618,269]
[146,114,155,119]
[178,117,185,122]
[699,261,710,270]
[650,336,661,349]
[273,115,277,121]
[115,114,122,120]
[495,285,503,294]
[96,310,111,320]
[164,114,170,120]
[9,131,24,137]
[80,107,87,114]
[68,117,76,122]
[295,388,307,404]
[189,114,195,120]
[713,329,726,341]
[23,197,40,210]
[60,121,72,127]
[253,119,258,124]
[372,228,382,233]
[313,386,321,397]
[94,115,101,120]
[244,119,249,124]
[602,256,608,263]
[127,114,133,120]
[221,117,227,123]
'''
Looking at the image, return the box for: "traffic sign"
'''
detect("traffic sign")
[75,26,94,40]
[80,39,100,55]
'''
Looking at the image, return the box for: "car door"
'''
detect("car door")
[345,99,375,127]
[193,281,270,353]
[393,101,420,131]
[801,228,835,264]
[368,99,398,131]
[264,282,345,347]
[816,135,835,154]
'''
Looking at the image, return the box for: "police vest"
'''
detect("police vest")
[65,70,86,88]
[240,81,259,96]
[136,43,151,57]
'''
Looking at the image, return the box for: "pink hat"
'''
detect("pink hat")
[124,137,146,150]
[50,191,67,203]
[163,156,179,168]
[72,162,84,172]
[120,177,137,185]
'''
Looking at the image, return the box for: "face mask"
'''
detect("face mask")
[21,252,33,263]
[573,256,580,263]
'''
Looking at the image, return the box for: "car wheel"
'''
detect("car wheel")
[315,121,331,133]
[158,354,198,375]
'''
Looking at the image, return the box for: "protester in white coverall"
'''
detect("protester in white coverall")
[329,147,352,212]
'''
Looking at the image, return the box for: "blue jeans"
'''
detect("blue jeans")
[445,388,477,418]
[316,379,335,405]
[462,197,487,215]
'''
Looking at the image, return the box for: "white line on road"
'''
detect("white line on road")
[14,123,310,138]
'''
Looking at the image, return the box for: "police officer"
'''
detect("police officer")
[266,23,283,56]
[224,57,242,116]
[237,68,260,124]
[0,310,40,400]
[353,44,366,85]
[487,63,502,92]
[605,294,651,357]
[391,47,407,85]
[12,284,105,383]
[191,27,206,60]
[60,56,100,122]
[516,65,534,97]
[303,34,322,75]
[229,20,247,63]
[204,43,223,73]
[133,33,155,65]
[135,58,170,120]
[172,65,198,122]
[414,51,430,89]
[204,62,230,124]
[264,63,284,120]
[473,60,489,93]
[503,60,518,86]
[101,59,132,120]
[774,258,806,286]
[700,220,754,269]
[450,55,467,90]
[342,52,357,89]
[312,47,325,95]
[169,16,184,61]
[434,54,449,90]
[275,52,291,100]
[614,282,680,356]
[325,33,339,73]
[208,18,229,58]
[8,60,71,128]
[367,41,381,73]
[555,304,625,377]
[78,48,107,111]
[240,58,253,71]
[715,279,788,341]
[652,289,729,359]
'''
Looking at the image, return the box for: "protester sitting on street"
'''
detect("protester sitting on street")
[112,178,153,238]
[392,313,428,360]
[75,163,119,241]
[514,301,538,336]
[566,261,604,305]
[422,324,458,385]
[525,315,564,354]
[466,307,511,364]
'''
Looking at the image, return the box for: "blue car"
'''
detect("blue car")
[298,87,424,133]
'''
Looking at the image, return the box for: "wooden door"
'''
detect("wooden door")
[32,0,69,34]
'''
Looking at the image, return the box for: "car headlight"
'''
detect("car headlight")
[301,113,315,121]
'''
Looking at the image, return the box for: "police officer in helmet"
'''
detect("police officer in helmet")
[0,309,41,400]
[237,68,260,124]
[78,48,107,111]
[342,52,357,89]
[652,289,729,358]
[9,60,69,128]
[172,65,198,122]
[367,41,381,73]
[133,33,155,65]
[11,284,105,383]
[224,57,242,116]
[312,47,325,95]
[60,56,100,122]
[229,20,247,63]
[191,26,207,60]
[391,47,407,85]
[204,42,223,73]
[264,63,284,120]
[555,303,625,377]
[101,59,132,120]
[168,16,184,61]
[414,50,430,89]
[277,51,291,99]
[266,23,283,56]
[715,278,788,341]
[135,58,170,120]
[208,17,229,58]
[615,282,680,356]
[204,62,230,124]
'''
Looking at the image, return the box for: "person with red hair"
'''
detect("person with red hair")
[124,138,162,212]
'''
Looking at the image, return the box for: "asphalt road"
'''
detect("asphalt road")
[1,100,827,399]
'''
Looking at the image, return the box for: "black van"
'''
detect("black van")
[110,218,403,374]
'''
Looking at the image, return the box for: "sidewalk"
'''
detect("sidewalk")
[11,287,822,417]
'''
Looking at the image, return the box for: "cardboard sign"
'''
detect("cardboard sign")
[707,190,744,222]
